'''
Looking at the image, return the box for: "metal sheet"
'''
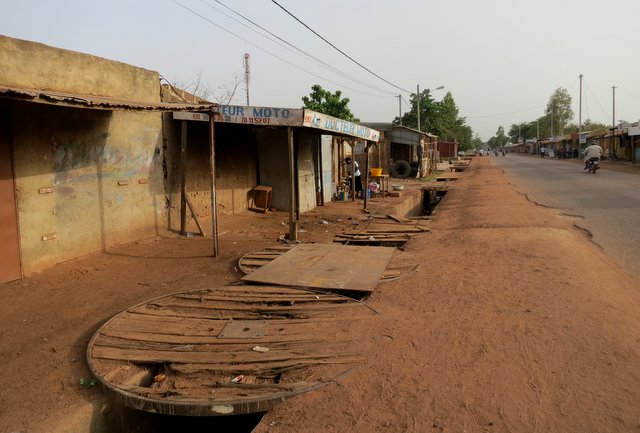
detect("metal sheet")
[214,105,303,126]
[0,85,218,112]
[218,320,267,339]
[241,244,394,293]
[302,109,380,142]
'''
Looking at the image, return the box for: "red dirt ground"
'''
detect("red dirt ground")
[2,156,640,433]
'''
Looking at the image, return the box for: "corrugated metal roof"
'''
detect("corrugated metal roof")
[0,85,218,113]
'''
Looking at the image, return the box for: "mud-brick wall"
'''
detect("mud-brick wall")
[0,35,159,101]
[1,36,165,274]
[10,103,164,274]
[255,128,290,212]
[255,128,317,213]
[164,122,258,230]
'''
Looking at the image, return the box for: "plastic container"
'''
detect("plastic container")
[370,168,383,177]
[339,191,349,201]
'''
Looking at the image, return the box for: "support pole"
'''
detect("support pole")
[209,114,219,257]
[287,127,297,241]
[578,74,583,155]
[350,142,356,202]
[180,120,187,235]
[416,84,421,132]
[364,142,370,210]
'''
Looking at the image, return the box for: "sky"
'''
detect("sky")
[2,0,639,141]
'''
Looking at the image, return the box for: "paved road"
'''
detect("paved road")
[491,154,640,278]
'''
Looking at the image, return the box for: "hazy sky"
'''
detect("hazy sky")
[2,0,638,140]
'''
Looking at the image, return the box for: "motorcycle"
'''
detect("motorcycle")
[586,157,600,174]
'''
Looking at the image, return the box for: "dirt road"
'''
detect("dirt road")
[253,157,640,433]
[2,156,640,432]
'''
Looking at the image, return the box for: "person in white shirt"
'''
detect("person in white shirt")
[345,157,362,198]
[582,141,603,169]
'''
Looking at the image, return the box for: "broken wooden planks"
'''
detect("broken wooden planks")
[87,285,377,416]
[238,244,295,274]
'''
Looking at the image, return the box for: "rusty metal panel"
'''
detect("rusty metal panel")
[0,113,22,283]
[241,244,394,293]
[0,85,219,112]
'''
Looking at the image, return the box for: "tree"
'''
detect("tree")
[507,121,538,143]
[489,126,508,149]
[546,87,574,136]
[471,134,484,151]
[172,72,241,105]
[302,85,359,122]
[395,90,474,149]
[564,119,610,134]
[394,88,438,132]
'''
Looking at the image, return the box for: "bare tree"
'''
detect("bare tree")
[171,72,241,105]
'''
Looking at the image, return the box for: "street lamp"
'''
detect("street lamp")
[416,85,444,132]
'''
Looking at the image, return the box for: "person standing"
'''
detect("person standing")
[345,156,362,198]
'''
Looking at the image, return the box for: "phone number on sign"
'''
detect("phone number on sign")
[241,117,270,124]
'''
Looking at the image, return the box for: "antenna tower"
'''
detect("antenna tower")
[243,53,250,106]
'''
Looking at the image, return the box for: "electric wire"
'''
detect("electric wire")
[584,79,610,120]
[270,0,411,94]
[203,0,397,97]
[170,0,397,99]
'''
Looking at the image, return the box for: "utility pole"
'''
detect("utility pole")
[612,85,617,159]
[579,74,583,155]
[398,94,402,125]
[416,84,421,132]
[519,124,522,143]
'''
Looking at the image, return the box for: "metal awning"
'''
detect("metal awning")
[0,85,218,112]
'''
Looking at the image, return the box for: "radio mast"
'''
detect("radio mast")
[243,53,250,106]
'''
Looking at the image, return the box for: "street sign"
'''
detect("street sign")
[172,112,210,122]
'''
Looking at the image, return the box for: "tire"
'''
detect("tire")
[390,160,411,179]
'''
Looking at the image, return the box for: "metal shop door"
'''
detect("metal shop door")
[0,113,22,283]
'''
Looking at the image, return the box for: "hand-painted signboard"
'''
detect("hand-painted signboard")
[214,105,302,126]
[302,109,380,142]
[172,112,210,122]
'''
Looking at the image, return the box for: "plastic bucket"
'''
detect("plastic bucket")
[339,191,348,201]
[370,168,383,177]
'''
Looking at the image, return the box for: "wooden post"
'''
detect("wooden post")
[180,120,187,235]
[318,136,325,206]
[288,127,297,241]
[209,114,219,257]
[364,142,370,210]
[350,142,356,202]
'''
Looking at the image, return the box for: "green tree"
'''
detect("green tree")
[491,126,508,148]
[394,88,438,132]
[546,87,574,136]
[508,121,537,143]
[564,119,610,134]
[395,90,474,149]
[302,84,359,122]
[471,134,484,150]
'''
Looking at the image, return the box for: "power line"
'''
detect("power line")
[203,0,397,96]
[170,0,397,99]
[270,0,411,94]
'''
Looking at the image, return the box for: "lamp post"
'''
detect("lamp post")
[416,85,444,132]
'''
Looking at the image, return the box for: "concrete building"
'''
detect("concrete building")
[0,36,380,282]
[0,35,215,282]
